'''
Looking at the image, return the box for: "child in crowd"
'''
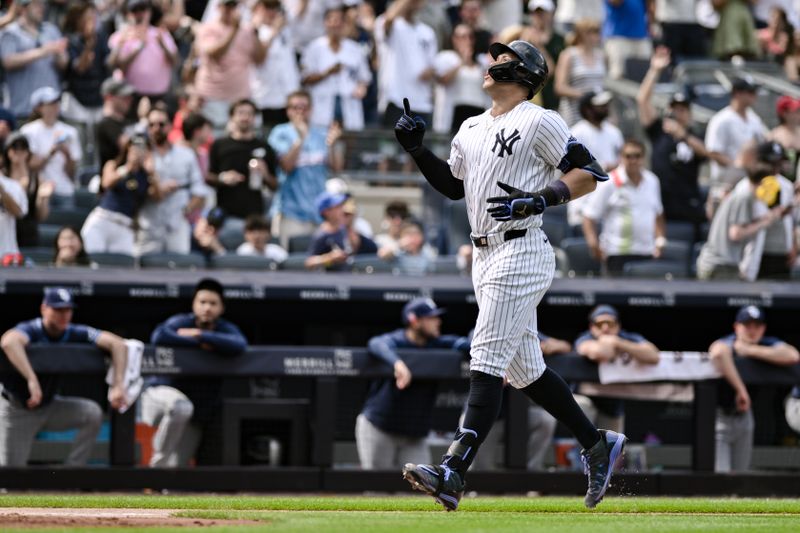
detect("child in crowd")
[236,214,288,263]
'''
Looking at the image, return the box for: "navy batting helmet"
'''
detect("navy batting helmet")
[487,40,548,99]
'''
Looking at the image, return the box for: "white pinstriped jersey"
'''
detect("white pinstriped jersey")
[447,101,572,236]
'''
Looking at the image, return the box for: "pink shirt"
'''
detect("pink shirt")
[194,21,255,101]
[109,26,177,95]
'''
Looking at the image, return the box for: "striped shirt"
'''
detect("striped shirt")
[448,101,572,236]
[557,47,606,127]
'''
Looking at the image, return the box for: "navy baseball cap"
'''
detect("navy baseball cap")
[735,305,765,323]
[669,91,691,107]
[316,191,348,216]
[589,304,619,322]
[43,287,76,309]
[403,298,445,323]
[756,141,787,163]
[731,76,758,93]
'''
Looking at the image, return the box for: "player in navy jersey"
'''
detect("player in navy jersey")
[356,298,470,469]
[394,39,625,510]
[708,306,799,472]
[0,287,128,466]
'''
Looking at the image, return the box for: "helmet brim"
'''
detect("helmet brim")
[489,42,520,61]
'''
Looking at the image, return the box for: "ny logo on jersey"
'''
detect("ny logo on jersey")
[491,128,521,158]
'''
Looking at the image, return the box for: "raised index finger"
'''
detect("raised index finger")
[403,98,412,116]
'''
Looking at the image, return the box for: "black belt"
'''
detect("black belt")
[471,229,527,248]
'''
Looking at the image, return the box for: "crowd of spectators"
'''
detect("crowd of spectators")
[0,0,799,281]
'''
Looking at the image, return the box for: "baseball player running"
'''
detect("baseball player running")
[394,40,626,510]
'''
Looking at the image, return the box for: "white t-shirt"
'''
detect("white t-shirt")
[0,174,29,256]
[284,0,340,52]
[236,241,289,263]
[20,119,83,196]
[375,15,438,113]
[571,119,624,171]
[301,36,372,130]
[655,0,698,23]
[432,50,490,133]
[583,166,664,257]
[704,105,767,186]
[250,26,301,110]
[554,0,605,26]
[567,120,624,226]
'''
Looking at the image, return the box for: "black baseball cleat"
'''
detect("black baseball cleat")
[402,463,464,511]
[581,429,627,509]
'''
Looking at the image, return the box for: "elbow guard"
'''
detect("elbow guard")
[557,137,609,182]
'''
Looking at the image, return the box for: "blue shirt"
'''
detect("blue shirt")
[309,227,378,271]
[716,333,784,410]
[268,123,329,223]
[99,168,150,218]
[604,0,648,40]
[1,319,101,406]
[148,313,248,421]
[361,328,470,437]
[574,328,648,417]
[150,313,247,355]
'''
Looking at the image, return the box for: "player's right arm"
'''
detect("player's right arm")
[394,98,465,200]
[368,332,412,390]
[0,326,41,408]
[709,339,751,412]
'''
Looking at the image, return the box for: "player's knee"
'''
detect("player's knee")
[467,371,504,408]
[82,401,103,429]
[170,399,194,422]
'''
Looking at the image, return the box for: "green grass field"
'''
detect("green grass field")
[1,494,799,532]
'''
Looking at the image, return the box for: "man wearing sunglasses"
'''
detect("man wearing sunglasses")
[135,105,207,256]
[573,304,659,433]
[582,138,667,275]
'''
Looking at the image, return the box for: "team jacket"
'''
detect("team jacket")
[361,329,470,438]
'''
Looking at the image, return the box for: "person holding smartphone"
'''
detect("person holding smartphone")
[81,135,161,255]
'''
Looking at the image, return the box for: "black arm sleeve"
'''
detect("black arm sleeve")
[410,147,465,200]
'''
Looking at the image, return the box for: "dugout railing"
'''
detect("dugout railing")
[2,344,798,474]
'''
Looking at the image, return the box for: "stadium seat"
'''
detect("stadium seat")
[541,216,568,247]
[139,252,206,269]
[623,260,689,279]
[690,241,705,277]
[665,221,696,243]
[211,254,279,271]
[21,247,53,266]
[77,167,99,187]
[288,235,313,254]
[37,224,62,247]
[45,207,91,229]
[350,255,396,274]
[89,253,136,268]
[553,246,569,277]
[659,241,692,266]
[445,199,471,254]
[560,237,601,276]
[544,202,567,221]
[279,253,309,271]
[73,188,99,210]
[432,255,461,275]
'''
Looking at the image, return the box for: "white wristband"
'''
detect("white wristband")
[655,236,667,248]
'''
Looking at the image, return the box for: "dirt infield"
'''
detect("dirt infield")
[0,508,261,528]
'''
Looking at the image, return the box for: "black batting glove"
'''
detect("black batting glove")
[487,181,547,221]
[394,97,426,154]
